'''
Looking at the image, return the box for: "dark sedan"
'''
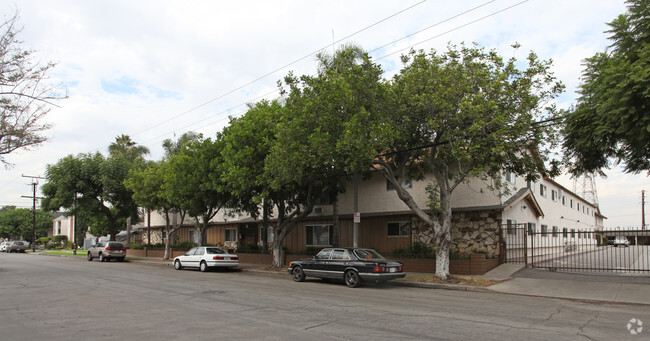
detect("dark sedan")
[288,248,405,288]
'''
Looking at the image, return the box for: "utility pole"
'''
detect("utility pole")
[642,190,646,230]
[21,175,46,252]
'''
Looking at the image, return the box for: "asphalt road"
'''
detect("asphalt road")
[1,253,649,340]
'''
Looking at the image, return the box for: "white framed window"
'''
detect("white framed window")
[541,224,548,237]
[506,219,517,235]
[527,222,536,234]
[527,180,536,193]
[552,226,559,238]
[551,190,558,202]
[386,178,412,191]
[562,196,566,206]
[387,221,410,237]
[505,172,516,185]
[539,184,547,197]
[225,228,237,242]
[306,225,332,246]
[562,228,568,238]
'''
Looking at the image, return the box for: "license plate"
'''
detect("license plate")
[225,257,230,261]
[389,267,396,273]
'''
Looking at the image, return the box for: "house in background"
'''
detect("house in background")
[137,169,603,263]
[52,213,74,242]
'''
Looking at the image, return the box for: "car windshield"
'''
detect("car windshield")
[14,242,23,245]
[353,249,385,260]
[107,242,124,249]
[206,247,226,254]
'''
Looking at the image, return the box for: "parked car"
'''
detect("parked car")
[87,241,126,262]
[0,241,10,252]
[7,241,27,253]
[173,246,239,272]
[288,248,406,288]
[613,236,630,247]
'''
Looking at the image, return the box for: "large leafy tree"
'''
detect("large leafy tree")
[41,152,143,241]
[373,44,564,278]
[126,160,186,259]
[257,45,389,267]
[0,12,66,166]
[0,207,53,240]
[563,0,650,175]
[166,138,231,245]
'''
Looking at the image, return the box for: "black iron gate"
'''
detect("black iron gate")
[502,224,650,274]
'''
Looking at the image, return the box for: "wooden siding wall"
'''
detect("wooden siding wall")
[282,215,413,254]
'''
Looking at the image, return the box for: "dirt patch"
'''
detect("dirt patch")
[396,274,501,287]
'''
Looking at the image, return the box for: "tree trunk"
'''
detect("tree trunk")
[271,236,283,268]
[434,231,451,279]
[261,199,269,253]
[126,216,131,248]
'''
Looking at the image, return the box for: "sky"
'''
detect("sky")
[0,0,647,228]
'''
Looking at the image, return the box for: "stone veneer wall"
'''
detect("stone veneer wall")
[411,209,502,258]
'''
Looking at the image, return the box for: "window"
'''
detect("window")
[506,219,517,235]
[571,229,576,238]
[539,184,547,197]
[563,228,568,238]
[331,249,346,260]
[225,228,237,242]
[57,221,61,235]
[551,190,558,202]
[195,247,205,255]
[506,172,516,184]
[541,225,548,237]
[552,226,559,238]
[562,196,566,206]
[570,199,574,208]
[306,225,332,246]
[387,178,412,191]
[527,180,536,193]
[527,222,536,234]
[387,221,410,237]
[577,203,580,211]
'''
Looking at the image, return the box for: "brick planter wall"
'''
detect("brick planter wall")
[393,254,499,275]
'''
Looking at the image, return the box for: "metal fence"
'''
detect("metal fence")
[502,224,650,273]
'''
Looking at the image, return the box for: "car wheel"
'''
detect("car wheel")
[99,253,106,262]
[199,261,208,272]
[87,252,93,261]
[174,259,182,270]
[344,270,361,288]
[292,266,306,282]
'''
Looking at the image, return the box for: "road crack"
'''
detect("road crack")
[305,320,338,331]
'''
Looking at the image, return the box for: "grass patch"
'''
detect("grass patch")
[396,274,500,287]
[41,250,87,257]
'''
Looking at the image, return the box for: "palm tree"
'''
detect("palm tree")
[108,134,150,160]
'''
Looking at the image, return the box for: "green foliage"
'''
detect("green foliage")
[0,208,53,240]
[45,243,61,250]
[42,150,144,240]
[52,235,68,243]
[37,237,51,244]
[172,241,197,251]
[563,0,650,174]
[392,242,436,259]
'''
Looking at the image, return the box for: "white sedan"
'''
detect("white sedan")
[173,246,239,272]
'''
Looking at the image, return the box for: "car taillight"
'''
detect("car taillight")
[231,256,238,260]
[373,266,385,272]
[213,256,225,260]
[289,262,293,267]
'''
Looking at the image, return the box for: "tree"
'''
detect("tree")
[373,44,563,278]
[0,207,53,240]
[162,131,202,160]
[563,0,650,175]
[126,160,186,259]
[41,152,143,241]
[108,134,149,247]
[258,45,388,267]
[108,134,150,160]
[0,12,66,166]
[166,138,231,245]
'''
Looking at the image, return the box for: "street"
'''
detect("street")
[1,253,649,340]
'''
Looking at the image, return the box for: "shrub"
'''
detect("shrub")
[172,241,197,251]
[45,243,61,250]
[392,242,436,259]
[52,235,68,243]
[37,237,51,244]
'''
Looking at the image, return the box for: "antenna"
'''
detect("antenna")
[572,173,599,207]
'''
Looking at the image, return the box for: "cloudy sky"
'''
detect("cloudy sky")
[1,0,647,228]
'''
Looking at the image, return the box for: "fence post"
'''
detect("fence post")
[523,224,528,268]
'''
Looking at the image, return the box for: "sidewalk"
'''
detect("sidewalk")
[488,267,650,305]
